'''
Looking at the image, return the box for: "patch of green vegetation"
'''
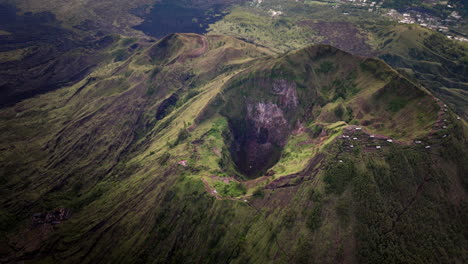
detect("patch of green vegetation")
[252,187,265,198]
[157,152,171,165]
[373,25,468,118]
[316,61,335,74]
[334,105,345,119]
[324,160,356,195]
[120,37,137,46]
[208,5,315,52]
[69,185,106,212]
[112,48,128,62]
[282,209,297,229]
[359,58,393,81]
[306,203,322,231]
[335,197,350,227]
[172,128,190,147]
[270,132,317,177]
[0,8,466,262]
[388,98,408,112]
[329,78,359,101]
[214,181,247,197]
[146,85,156,96]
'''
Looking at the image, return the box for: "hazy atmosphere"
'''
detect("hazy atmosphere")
[0,0,467,263]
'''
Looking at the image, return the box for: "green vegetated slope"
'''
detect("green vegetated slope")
[373,24,468,119]
[1,32,467,263]
[207,0,468,119]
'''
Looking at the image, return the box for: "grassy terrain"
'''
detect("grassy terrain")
[371,24,468,118]
[4,0,466,116]
[207,0,468,119]
[0,0,467,263]
[0,30,466,263]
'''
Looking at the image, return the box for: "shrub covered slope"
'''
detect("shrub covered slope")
[0,32,466,263]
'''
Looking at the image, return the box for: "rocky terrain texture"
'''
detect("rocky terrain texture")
[0,1,467,264]
[0,31,466,263]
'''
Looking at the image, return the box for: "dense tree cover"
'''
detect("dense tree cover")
[351,147,467,263]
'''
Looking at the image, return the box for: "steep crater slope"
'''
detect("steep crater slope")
[0,33,273,261]
[0,33,465,264]
[208,45,440,178]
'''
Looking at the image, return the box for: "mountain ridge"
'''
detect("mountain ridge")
[1,32,466,263]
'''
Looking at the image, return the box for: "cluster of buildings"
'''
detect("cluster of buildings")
[336,0,467,43]
[258,0,467,42]
[447,35,468,42]
[385,6,467,42]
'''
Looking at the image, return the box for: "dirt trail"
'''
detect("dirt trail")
[187,35,208,58]
[175,35,208,64]
[264,153,325,190]
[383,174,432,235]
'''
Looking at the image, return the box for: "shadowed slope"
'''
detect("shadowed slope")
[0,33,466,264]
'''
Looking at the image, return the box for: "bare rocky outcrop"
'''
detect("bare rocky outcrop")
[227,78,300,178]
[32,208,71,226]
[231,102,291,177]
[271,79,298,109]
[246,102,289,146]
[4,208,72,261]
